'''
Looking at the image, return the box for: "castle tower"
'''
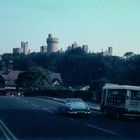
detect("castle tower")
[21,41,29,55]
[46,34,59,55]
[108,47,113,56]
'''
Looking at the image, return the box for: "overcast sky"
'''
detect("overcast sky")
[0,0,140,56]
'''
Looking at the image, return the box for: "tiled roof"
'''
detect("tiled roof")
[0,70,23,87]
[7,70,24,80]
[51,73,63,84]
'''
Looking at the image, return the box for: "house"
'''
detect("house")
[51,73,63,87]
[0,70,23,90]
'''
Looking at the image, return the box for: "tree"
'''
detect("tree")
[16,67,52,91]
[123,52,134,59]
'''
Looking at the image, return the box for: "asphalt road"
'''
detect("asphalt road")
[0,96,139,140]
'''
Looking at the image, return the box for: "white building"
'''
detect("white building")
[46,34,59,55]
[21,42,29,55]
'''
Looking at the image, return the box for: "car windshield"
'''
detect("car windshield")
[67,102,87,109]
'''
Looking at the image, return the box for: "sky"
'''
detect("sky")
[0,0,140,56]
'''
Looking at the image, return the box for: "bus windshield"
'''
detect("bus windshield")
[130,90,140,100]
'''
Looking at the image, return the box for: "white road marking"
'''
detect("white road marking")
[0,119,18,140]
[42,107,48,111]
[126,117,135,120]
[30,103,39,108]
[13,96,117,136]
[0,124,10,140]
[86,124,117,135]
[40,107,54,113]
[22,100,29,104]
[47,110,54,114]
[15,98,54,114]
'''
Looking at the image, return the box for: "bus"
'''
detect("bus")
[101,83,140,118]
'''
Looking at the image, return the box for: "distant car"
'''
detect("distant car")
[58,98,91,117]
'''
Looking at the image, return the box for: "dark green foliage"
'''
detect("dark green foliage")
[2,51,140,87]
[16,67,52,91]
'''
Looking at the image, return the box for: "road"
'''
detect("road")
[0,96,139,140]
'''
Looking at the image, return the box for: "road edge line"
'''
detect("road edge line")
[0,119,18,140]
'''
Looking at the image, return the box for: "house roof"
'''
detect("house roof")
[7,70,23,81]
[51,73,63,84]
[0,70,23,87]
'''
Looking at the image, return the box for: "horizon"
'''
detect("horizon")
[0,0,140,56]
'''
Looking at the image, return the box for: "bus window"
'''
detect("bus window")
[107,89,127,105]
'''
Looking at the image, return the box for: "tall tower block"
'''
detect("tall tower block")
[46,34,59,54]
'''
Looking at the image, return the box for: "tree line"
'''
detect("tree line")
[1,48,140,87]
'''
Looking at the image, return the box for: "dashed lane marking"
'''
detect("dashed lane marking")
[30,103,39,108]
[41,107,48,111]
[86,124,117,135]
[44,109,54,114]
[22,100,29,104]
[14,97,56,114]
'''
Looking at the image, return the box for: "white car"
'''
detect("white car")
[58,98,91,117]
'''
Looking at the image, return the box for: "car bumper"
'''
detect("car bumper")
[67,111,91,115]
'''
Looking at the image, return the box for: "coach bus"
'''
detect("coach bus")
[101,83,140,118]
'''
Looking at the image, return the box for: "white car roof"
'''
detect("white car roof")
[66,98,83,102]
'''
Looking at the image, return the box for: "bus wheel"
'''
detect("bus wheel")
[104,109,108,116]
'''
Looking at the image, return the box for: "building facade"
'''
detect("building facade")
[13,48,21,54]
[71,42,78,49]
[13,41,30,55]
[40,46,47,53]
[21,42,29,55]
[67,42,88,53]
